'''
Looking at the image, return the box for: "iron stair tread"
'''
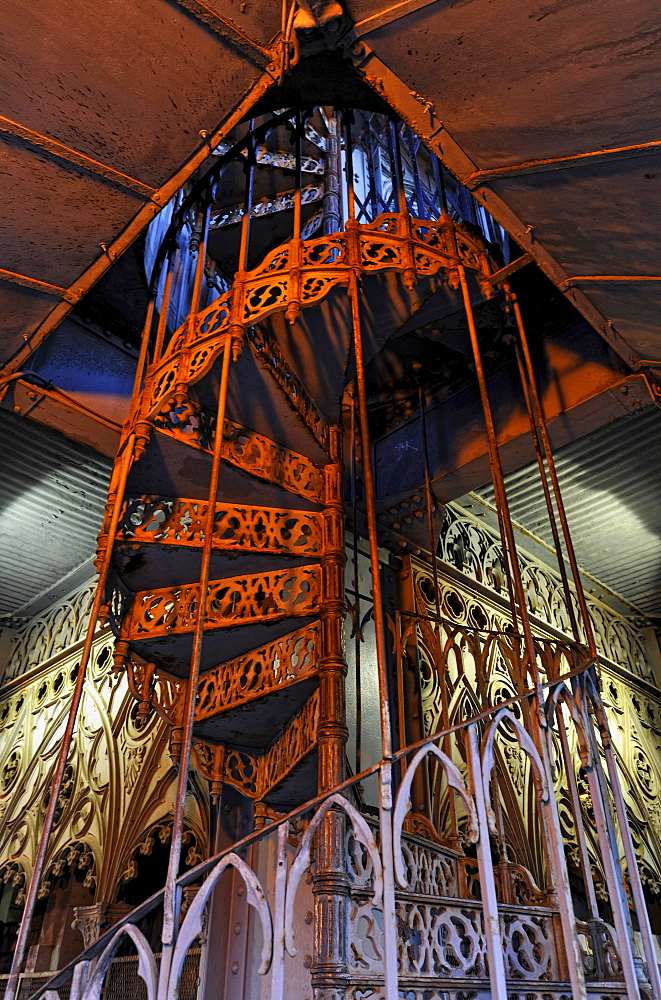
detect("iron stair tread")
[126,425,324,510]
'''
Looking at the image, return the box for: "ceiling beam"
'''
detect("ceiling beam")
[0,70,276,378]
[463,140,661,188]
[0,267,80,304]
[352,0,440,35]
[560,275,661,288]
[342,38,643,367]
[0,115,157,200]
[169,0,271,65]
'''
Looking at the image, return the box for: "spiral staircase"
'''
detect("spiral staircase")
[103,109,499,813]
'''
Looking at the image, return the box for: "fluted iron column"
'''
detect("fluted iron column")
[312,425,350,1000]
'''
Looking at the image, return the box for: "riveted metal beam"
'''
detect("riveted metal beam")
[560,274,661,288]
[169,0,271,66]
[0,114,157,200]
[487,253,532,286]
[463,139,661,189]
[340,37,640,368]
[0,267,81,304]
[352,0,441,35]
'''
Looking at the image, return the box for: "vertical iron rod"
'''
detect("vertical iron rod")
[467,722,508,1000]
[350,393,362,778]
[349,270,398,1000]
[189,198,212,316]
[511,329,581,642]
[509,288,597,658]
[459,263,587,999]
[3,267,160,1000]
[555,704,600,919]
[158,333,235,998]
[418,383,451,831]
[153,246,179,364]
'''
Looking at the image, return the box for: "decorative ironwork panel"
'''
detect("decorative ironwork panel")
[119,497,323,557]
[122,566,322,641]
[196,624,319,720]
[437,505,650,680]
[128,624,320,725]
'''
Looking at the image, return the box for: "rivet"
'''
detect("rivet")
[234,922,242,935]
[304,871,313,884]
[231,962,240,975]
[237,884,245,896]
[303,955,312,969]
[304,911,313,924]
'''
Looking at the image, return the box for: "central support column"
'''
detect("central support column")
[312,425,350,1000]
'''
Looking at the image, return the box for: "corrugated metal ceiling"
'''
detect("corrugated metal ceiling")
[475,405,661,618]
[0,408,111,615]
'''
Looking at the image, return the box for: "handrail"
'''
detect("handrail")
[23,655,599,1000]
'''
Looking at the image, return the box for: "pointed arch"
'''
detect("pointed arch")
[284,793,382,957]
[81,924,157,1000]
[393,742,478,889]
[168,851,272,997]
[482,707,549,808]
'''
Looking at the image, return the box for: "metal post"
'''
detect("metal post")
[311,424,350,1000]
[510,327,581,642]
[153,244,180,363]
[189,198,212,316]
[269,822,289,1000]
[3,433,136,1000]
[582,721,641,1000]
[348,262,398,998]
[555,704,600,920]
[459,264,587,999]
[418,383,454,836]
[158,332,236,1000]
[349,392,362,779]
[321,108,342,235]
[508,287,597,659]
[467,722,508,1000]
[4,276,158,1000]
[598,706,661,998]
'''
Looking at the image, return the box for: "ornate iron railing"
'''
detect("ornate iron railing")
[15,663,638,1000]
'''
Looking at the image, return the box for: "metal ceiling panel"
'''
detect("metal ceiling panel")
[0,0,269,187]
[489,156,661,277]
[0,285,58,356]
[577,283,661,361]
[351,0,661,168]
[475,406,661,617]
[0,409,111,615]
[0,137,144,288]
[199,0,284,48]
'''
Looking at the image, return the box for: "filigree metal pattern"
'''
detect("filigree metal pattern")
[136,213,493,421]
[122,566,322,642]
[438,505,649,680]
[119,496,323,557]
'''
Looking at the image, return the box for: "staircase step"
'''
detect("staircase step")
[119,565,322,674]
[119,496,323,555]
[115,496,324,590]
[142,310,331,457]
[127,623,320,749]
[127,418,325,508]
[195,688,320,804]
